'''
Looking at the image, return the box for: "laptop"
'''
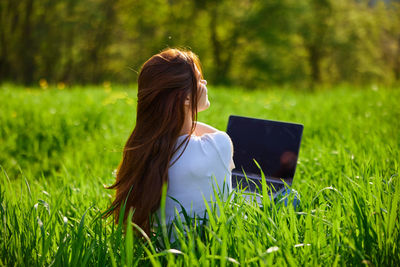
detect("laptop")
[226,115,303,198]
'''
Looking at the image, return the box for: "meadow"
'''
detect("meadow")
[0,84,399,266]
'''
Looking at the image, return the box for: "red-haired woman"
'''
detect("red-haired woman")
[105,48,234,235]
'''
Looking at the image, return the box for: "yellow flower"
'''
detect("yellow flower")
[103,81,112,92]
[57,82,66,90]
[102,91,128,105]
[125,97,135,106]
[39,78,48,89]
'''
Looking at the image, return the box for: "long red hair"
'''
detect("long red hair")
[105,48,203,234]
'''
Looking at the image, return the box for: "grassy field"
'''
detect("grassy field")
[0,84,399,266]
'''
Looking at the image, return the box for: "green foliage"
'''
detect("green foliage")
[0,84,399,265]
[1,0,400,87]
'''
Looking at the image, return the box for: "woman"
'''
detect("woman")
[105,48,234,234]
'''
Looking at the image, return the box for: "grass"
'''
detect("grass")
[0,83,399,266]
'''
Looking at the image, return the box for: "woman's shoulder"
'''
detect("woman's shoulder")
[199,131,231,150]
[197,131,233,170]
[176,131,233,170]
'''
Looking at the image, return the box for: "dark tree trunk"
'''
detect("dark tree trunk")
[308,44,321,86]
[86,0,118,83]
[208,2,239,85]
[61,0,77,83]
[0,19,8,80]
[0,0,20,81]
[395,35,400,81]
[21,0,35,84]
[209,5,223,82]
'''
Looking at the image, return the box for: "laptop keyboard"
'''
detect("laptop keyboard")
[232,174,285,193]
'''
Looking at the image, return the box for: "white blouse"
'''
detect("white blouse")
[159,131,233,224]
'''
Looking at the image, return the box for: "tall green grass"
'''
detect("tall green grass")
[0,84,399,266]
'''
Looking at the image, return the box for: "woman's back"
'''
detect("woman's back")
[162,131,233,224]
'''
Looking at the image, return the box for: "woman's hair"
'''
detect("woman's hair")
[104,48,203,234]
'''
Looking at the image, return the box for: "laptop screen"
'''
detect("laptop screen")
[226,115,303,182]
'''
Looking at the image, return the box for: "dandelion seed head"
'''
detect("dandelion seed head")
[37,218,43,228]
[266,246,279,253]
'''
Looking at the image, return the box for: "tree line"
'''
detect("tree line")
[1,0,399,88]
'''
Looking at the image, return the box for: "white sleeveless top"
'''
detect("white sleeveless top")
[159,131,233,224]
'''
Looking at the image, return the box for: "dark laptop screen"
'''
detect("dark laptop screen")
[226,115,303,181]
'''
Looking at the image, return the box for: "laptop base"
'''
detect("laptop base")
[232,173,288,195]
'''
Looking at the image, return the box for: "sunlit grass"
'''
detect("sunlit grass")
[0,84,399,266]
